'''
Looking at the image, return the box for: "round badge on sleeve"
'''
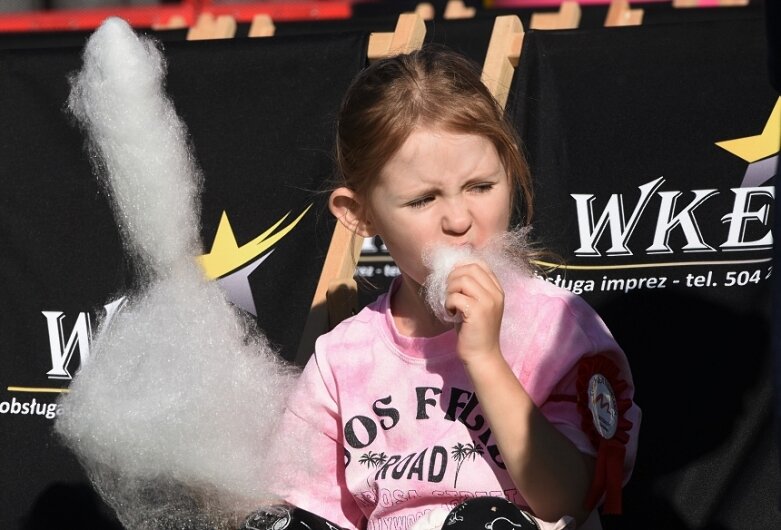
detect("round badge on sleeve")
[576,353,634,514]
[575,353,632,446]
[587,373,618,439]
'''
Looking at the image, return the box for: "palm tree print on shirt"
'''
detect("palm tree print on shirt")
[359,451,388,492]
[359,451,388,469]
[451,442,484,488]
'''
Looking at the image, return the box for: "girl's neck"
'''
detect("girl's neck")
[391,275,453,338]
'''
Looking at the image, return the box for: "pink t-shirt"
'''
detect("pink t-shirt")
[273,275,641,530]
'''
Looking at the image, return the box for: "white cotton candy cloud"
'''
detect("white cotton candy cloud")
[421,227,535,324]
[54,17,300,530]
[67,16,202,275]
[421,245,476,323]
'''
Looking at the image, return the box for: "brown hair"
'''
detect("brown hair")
[334,45,534,227]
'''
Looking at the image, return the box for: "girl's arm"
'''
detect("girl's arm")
[445,262,595,525]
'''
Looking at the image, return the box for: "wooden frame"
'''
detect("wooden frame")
[248,13,276,37]
[529,1,581,30]
[367,12,427,61]
[186,12,237,40]
[443,0,477,20]
[481,15,524,111]
[414,2,436,21]
[604,0,644,27]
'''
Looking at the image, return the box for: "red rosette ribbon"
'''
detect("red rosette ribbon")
[576,354,634,515]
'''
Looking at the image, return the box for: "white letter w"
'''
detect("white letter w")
[42,311,92,380]
[571,177,665,257]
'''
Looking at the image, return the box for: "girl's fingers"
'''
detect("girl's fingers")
[465,260,503,292]
[444,291,474,321]
[446,262,503,301]
[444,261,504,321]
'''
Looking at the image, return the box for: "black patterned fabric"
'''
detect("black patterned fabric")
[240,505,347,530]
[441,497,539,530]
[237,497,540,530]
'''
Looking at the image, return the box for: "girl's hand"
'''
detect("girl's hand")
[443,260,505,364]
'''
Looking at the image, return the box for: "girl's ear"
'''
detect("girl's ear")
[328,187,376,237]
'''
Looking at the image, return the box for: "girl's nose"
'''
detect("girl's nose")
[441,198,472,235]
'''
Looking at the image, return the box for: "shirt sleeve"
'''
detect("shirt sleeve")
[270,350,365,530]
[515,293,641,492]
[539,365,597,458]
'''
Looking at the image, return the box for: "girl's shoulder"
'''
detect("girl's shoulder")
[504,274,628,381]
[315,289,391,350]
[507,273,606,325]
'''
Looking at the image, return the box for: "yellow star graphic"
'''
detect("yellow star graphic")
[715,97,780,163]
[197,204,312,279]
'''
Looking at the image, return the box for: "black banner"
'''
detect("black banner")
[508,18,778,530]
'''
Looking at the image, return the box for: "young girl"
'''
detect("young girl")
[248,46,640,530]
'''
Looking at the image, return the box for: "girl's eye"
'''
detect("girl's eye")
[407,197,433,209]
[471,183,495,193]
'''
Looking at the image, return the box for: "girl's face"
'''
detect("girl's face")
[364,127,512,288]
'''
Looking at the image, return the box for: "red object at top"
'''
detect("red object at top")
[0,0,351,33]
[200,1,351,23]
